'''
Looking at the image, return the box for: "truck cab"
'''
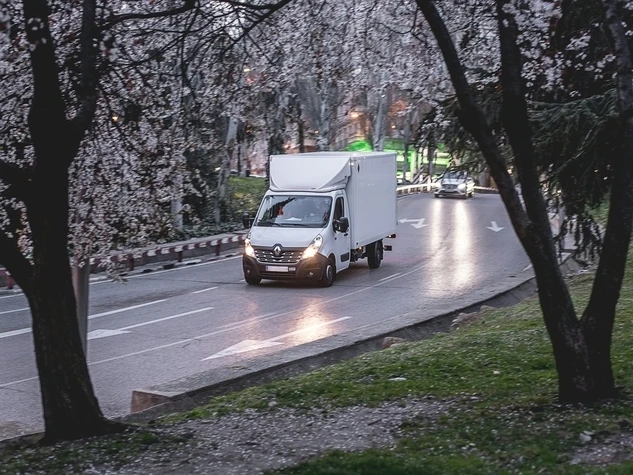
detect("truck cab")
[242,152,397,287]
[243,191,351,286]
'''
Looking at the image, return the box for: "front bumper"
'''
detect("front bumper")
[435,187,467,196]
[243,253,329,281]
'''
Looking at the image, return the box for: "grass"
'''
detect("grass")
[0,429,190,474]
[3,247,633,473]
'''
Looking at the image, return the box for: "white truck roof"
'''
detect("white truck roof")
[269,152,394,192]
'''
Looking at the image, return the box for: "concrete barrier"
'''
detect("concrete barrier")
[0,269,14,290]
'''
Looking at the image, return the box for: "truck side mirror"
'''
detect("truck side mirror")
[335,217,349,233]
[242,212,254,229]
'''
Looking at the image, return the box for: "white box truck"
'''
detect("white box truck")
[242,152,397,286]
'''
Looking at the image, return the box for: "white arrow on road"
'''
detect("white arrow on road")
[398,218,427,229]
[202,316,352,361]
[88,307,213,340]
[487,221,504,232]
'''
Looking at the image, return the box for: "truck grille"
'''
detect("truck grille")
[254,248,303,264]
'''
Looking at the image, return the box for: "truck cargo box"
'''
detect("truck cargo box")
[269,152,397,247]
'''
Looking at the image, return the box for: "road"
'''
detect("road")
[0,193,531,439]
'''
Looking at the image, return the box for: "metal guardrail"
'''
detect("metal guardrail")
[0,233,249,289]
[397,181,499,195]
[89,233,249,272]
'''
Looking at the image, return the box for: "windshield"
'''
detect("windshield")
[254,195,332,228]
[442,171,467,181]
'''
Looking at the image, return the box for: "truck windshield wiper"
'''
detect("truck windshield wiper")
[256,221,282,227]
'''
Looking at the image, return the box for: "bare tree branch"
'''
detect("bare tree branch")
[70,0,99,148]
[104,0,196,29]
[0,160,33,198]
[581,0,633,352]
[217,0,293,11]
[220,0,294,51]
[23,0,70,171]
[496,0,561,260]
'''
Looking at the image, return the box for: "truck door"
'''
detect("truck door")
[333,195,351,271]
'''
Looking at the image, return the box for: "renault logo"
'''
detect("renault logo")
[273,244,283,257]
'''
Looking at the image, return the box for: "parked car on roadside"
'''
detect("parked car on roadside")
[434,170,475,199]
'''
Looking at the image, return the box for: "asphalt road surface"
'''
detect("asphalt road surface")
[0,193,531,439]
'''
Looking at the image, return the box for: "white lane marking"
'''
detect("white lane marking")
[118,307,212,331]
[522,264,533,272]
[203,316,352,360]
[206,251,451,335]
[1,249,452,382]
[89,299,166,320]
[487,221,504,232]
[0,294,23,300]
[379,273,402,282]
[122,256,242,281]
[0,255,242,302]
[0,299,167,340]
[0,307,28,316]
[218,313,277,330]
[192,287,219,294]
[88,307,213,340]
[0,328,31,340]
[0,375,37,388]
[88,329,130,340]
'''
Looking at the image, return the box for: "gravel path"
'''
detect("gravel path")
[85,398,449,474]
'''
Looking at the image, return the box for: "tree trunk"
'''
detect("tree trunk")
[371,81,391,151]
[427,130,436,178]
[417,0,602,402]
[580,0,633,398]
[495,0,597,400]
[297,101,306,153]
[27,170,123,442]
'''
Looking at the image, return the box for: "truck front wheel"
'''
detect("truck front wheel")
[320,258,336,287]
[245,274,261,285]
[367,240,383,269]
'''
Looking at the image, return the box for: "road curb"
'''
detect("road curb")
[123,254,582,424]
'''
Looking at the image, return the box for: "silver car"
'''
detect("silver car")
[434,171,475,199]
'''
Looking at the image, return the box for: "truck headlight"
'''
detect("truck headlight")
[244,238,255,257]
[302,235,323,259]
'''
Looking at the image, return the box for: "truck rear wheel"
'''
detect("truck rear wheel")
[367,240,383,269]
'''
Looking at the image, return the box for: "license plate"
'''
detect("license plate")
[266,266,289,273]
